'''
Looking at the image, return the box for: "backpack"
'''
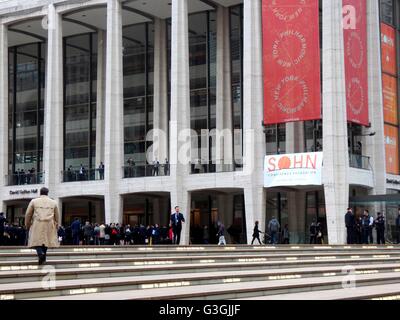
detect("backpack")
[270,220,279,232]
[111,229,118,236]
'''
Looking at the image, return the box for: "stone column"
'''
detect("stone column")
[322,0,349,245]
[104,0,124,224]
[95,30,106,168]
[365,0,386,198]
[0,23,8,198]
[43,4,63,189]
[242,0,266,244]
[215,6,233,171]
[169,0,191,244]
[153,18,169,164]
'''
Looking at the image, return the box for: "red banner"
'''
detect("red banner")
[381,23,397,76]
[343,0,369,126]
[262,0,321,125]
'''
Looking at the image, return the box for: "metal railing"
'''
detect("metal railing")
[123,164,170,178]
[6,172,44,186]
[190,163,243,174]
[62,168,105,182]
[349,154,371,170]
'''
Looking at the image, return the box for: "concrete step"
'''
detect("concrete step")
[1,260,398,286]
[0,245,398,255]
[24,272,400,300]
[237,283,400,300]
[1,256,399,275]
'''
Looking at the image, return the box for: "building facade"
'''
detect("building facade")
[0,0,399,245]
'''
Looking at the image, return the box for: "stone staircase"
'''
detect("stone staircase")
[1,245,400,300]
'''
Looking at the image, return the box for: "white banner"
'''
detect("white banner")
[264,152,323,188]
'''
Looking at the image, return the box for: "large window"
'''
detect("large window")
[189,11,217,172]
[63,33,98,175]
[123,23,154,176]
[8,43,45,185]
[230,5,243,168]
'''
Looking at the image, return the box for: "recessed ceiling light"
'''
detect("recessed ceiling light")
[82,14,86,17]
[27,25,31,28]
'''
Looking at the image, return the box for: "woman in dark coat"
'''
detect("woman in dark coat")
[251,221,263,245]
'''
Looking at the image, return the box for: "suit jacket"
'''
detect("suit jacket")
[170,213,185,229]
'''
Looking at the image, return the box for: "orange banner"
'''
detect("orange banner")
[381,23,397,75]
[385,124,399,175]
[382,74,398,125]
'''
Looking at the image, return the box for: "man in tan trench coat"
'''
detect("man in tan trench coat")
[25,187,60,265]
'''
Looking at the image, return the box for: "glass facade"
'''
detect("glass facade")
[63,33,98,178]
[230,5,243,168]
[123,23,154,176]
[8,43,45,185]
[189,11,217,172]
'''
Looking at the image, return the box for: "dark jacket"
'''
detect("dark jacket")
[0,215,6,232]
[253,224,261,237]
[345,211,355,228]
[170,212,185,229]
[396,215,400,228]
[71,220,81,235]
[375,216,385,230]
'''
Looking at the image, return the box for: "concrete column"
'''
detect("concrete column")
[242,0,266,244]
[322,0,349,245]
[170,0,191,245]
[0,23,8,194]
[43,4,63,189]
[215,6,233,171]
[104,0,124,224]
[95,30,106,167]
[365,0,386,198]
[153,18,169,164]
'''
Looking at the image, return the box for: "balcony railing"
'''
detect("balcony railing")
[190,162,243,174]
[349,154,371,170]
[123,164,170,178]
[62,168,104,182]
[6,172,44,186]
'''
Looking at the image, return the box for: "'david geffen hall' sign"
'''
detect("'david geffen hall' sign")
[264,152,323,188]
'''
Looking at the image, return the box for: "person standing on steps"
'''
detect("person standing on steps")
[170,206,185,245]
[345,208,355,244]
[25,187,60,265]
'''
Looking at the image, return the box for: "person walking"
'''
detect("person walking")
[217,221,226,246]
[71,218,81,246]
[375,212,386,245]
[170,206,185,245]
[368,212,374,244]
[345,208,355,244]
[24,187,60,265]
[0,212,7,246]
[251,221,263,245]
[268,216,280,244]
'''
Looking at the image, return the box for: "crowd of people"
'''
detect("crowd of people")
[60,219,174,246]
[345,208,399,245]
[10,168,39,185]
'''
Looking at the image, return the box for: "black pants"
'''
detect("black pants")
[369,227,373,244]
[173,227,182,245]
[0,232,4,246]
[362,228,369,244]
[310,235,316,244]
[346,227,354,244]
[251,235,261,245]
[34,245,48,260]
[377,228,385,245]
